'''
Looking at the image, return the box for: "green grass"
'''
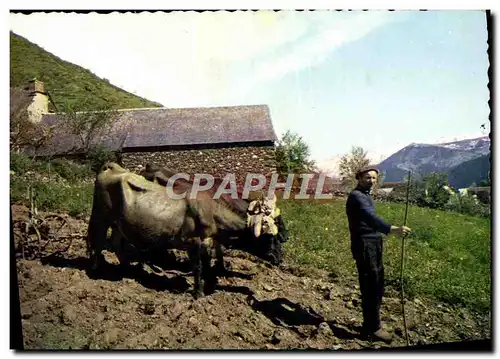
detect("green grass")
[10,175,94,218]
[10,32,163,111]
[10,153,94,217]
[279,199,491,312]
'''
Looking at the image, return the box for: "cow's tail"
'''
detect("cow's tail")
[86,178,111,261]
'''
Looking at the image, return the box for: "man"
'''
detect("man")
[346,166,411,343]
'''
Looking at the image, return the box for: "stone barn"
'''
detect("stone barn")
[114,105,279,181]
[18,82,279,187]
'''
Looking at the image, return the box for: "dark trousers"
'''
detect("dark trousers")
[352,236,384,332]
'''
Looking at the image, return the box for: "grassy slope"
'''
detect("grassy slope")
[10,31,163,111]
[280,199,491,312]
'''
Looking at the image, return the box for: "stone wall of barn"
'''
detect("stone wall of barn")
[120,146,277,190]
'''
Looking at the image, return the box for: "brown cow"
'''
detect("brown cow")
[140,163,289,266]
[87,162,249,298]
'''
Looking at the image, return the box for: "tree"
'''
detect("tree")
[55,99,122,172]
[275,130,316,174]
[377,171,386,189]
[58,99,120,153]
[411,172,451,209]
[478,178,490,187]
[10,111,54,154]
[339,146,371,189]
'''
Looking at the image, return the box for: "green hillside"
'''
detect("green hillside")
[10,31,163,111]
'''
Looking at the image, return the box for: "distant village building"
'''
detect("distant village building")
[458,186,491,204]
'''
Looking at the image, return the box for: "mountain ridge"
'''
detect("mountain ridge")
[377,135,490,187]
[316,135,490,188]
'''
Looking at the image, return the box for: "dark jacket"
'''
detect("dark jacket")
[346,186,391,240]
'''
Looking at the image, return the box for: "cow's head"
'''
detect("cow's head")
[241,197,289,266]
[258,214,289,265]
[231,213,289,266]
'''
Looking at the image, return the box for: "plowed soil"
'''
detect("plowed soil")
[12,205,490,350]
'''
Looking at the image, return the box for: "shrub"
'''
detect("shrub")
[444,193,491,218]
[10,176,93,217]
[414,172,451,209]
[87,146,117,173]
[10,151,35,174]
[48,158,93,182]
[10,152,93,183]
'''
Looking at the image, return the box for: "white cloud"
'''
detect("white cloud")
[251,11,398,84]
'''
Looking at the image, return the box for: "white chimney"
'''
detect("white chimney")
[26,78,49,123]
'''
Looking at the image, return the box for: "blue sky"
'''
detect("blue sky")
[9,10,489,170]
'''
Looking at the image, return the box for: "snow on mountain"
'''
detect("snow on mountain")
[377,135,490,183]
[435,136,490,153]
[315,136,490,183]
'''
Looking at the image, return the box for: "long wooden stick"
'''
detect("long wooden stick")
[400,170,411,346]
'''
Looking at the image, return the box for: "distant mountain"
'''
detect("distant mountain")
[448,154,491,189]
[377,136,491,185]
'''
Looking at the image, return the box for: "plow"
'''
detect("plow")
[12,186,80,260]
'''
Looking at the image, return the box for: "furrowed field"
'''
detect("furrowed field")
[280,199,491,313]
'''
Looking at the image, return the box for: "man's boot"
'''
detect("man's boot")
[369,328,393,344]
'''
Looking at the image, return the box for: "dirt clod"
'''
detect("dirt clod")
[345,301,354,309]
[324,290,336,300]
[21,307,33,319]
[262,284,273,292]
[140,301,156,315]
[271,331,284,344]
[102,328,121,346]
[315,322,333,337]
[60,306,78,325]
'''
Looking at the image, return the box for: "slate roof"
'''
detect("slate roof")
[27,105,278,156]
[10,87,32,119]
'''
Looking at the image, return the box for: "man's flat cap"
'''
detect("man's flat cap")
[355,166,380,179]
